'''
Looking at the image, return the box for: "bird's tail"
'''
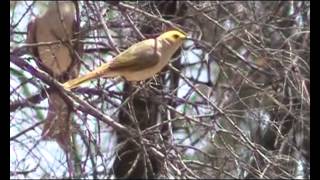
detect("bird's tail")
[63,63,110,90]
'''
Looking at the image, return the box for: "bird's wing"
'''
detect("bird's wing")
[108,38,160,71]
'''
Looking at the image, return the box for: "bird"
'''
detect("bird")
[26,1,81,152]
[63,30,187,90]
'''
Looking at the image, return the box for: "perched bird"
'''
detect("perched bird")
[27,1,79,78]
[63,30,186,90]
[26,1,81,152]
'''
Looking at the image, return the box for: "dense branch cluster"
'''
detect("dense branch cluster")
[10,1,309,179]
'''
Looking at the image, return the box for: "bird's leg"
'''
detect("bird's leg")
[131,80,151,90]
[148,76,162,90]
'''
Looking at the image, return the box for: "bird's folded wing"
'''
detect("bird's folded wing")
[108,38,160,71]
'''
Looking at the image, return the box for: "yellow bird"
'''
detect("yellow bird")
[63,30,186,90]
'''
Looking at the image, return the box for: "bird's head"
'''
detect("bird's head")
[158,30,187,45]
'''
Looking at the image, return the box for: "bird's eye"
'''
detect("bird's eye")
[173,34,180,39]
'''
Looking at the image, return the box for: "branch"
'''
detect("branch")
[10,89,48,112]
[10,54,135,137]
